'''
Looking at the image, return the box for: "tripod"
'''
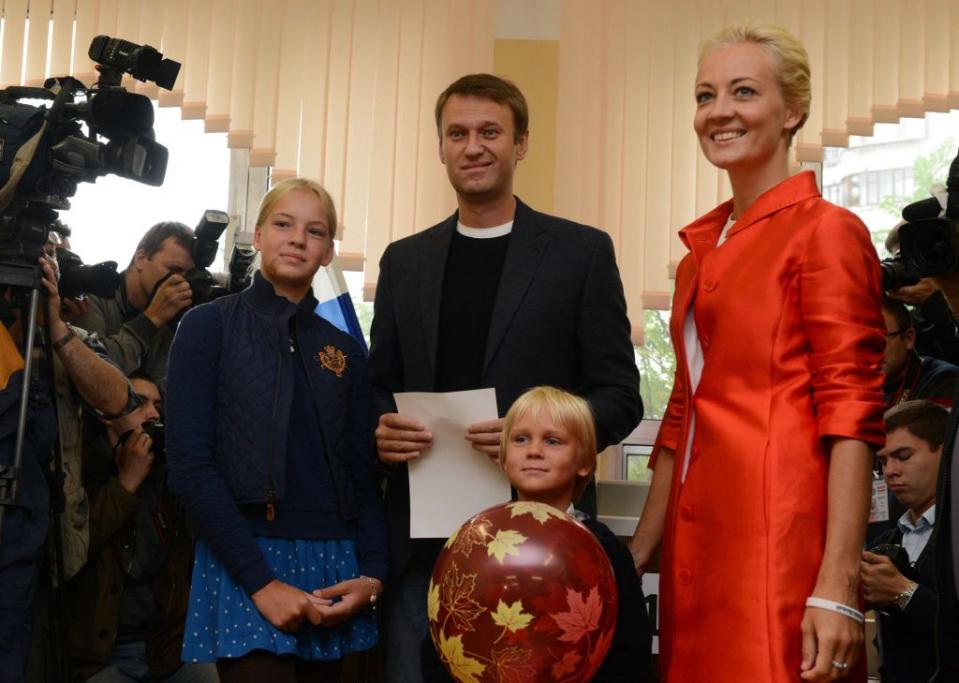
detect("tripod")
[0,260,69,683]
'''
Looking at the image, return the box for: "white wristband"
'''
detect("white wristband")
[805,597,865,624]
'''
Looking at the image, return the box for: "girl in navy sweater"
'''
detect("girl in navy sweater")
[167,178,387,682]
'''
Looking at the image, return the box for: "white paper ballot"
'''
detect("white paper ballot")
[394,388,510,538]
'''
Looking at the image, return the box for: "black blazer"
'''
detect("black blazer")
[933,380,959,682]
[368,199,642,580]
[872,525,937,683]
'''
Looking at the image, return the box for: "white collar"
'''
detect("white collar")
[456,221,513,238]
[899,504,937,531]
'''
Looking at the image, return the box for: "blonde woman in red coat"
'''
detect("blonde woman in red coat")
[629,20,886,683]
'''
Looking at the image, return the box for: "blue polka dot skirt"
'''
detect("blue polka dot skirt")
[182,537,378,663]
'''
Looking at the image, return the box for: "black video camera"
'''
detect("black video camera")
[0,35,180,264]
[881,144,959,290]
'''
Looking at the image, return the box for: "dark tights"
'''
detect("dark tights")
[216,650,343,683]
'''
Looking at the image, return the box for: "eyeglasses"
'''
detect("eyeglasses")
[886,329,909,338]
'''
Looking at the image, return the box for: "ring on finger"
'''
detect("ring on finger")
[831,660,849,670]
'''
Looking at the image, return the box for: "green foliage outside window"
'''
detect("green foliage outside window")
[636,309,675,420]
[874,138,956,252]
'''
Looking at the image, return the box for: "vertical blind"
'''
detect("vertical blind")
[555,0,959,343]
[0,0,493,298]
[1,1,956,341]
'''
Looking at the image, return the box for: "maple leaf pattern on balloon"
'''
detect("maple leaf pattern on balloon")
[486,528,527,564]
[427,579,440,623]
[550,586,602,643]
[444,525,460,549]
[438,633,486,683]
[490,599,533,633]
[491,646,537,683]
[508,501,568,524]
[551,650,582,678]
[440,562,486,631]
[450,518,491,558]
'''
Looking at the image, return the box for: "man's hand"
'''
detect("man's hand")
[375,413,432,464]
[60,296,90,323]
[931,272,959,313]
[251,579,323,632]
[115,429,154,494]
[861,550,911,606]
[38,257,66,336]
[465,418,504,462]
[143,273,192,327]
[886,278,938,306]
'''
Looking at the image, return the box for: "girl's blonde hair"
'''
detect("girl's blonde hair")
[255,177,338,239]
[499,386,597,502]
[699,19,811,139]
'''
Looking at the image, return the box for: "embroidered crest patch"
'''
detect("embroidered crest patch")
[315,345,347,377]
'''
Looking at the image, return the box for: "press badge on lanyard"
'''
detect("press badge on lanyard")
[870,474,890,523]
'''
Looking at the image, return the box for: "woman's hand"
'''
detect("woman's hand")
[797,437,871,680]
[307,576,383,626]
[251,579,323,632]
[628,447,674,577]
[799,603,863,681]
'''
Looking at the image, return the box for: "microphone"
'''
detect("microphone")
[901,196,942,222]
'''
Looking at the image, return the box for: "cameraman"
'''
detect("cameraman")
[64,374,216,683]
[74,222,194,387]
[1,256,130,683]
[885,226,959,366]
[880,296,957,407]
[862,400,948,683]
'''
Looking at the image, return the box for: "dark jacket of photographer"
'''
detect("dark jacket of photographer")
[166,273,387,595]
[872,525,937,683]
[75,276,173,389]
[933,381,959,682]
[64,433,192,682]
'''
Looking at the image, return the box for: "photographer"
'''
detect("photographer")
[885,224,959,367]
[64,374,216,683]
[880,296,957,408]
[1,256,130,683]
[74,222,194,387]
[862,400,948,683]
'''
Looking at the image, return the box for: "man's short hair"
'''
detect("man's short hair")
[434,73,529,143]
[884,399,950,450]
[129,221,194,267]
[881,295,913,333]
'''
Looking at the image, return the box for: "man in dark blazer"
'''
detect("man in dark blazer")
[932,270,959,683]
[862,400,948,683]
[367,74,642,681]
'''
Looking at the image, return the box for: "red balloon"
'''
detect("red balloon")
[428,501,618,682]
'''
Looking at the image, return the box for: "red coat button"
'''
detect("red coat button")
[703,279,717,292]
[680,505,694,521]
[679,568,693,585]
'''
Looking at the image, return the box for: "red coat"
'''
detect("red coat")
[653,171,886,682]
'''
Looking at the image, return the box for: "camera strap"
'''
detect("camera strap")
[0,119,47,213]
